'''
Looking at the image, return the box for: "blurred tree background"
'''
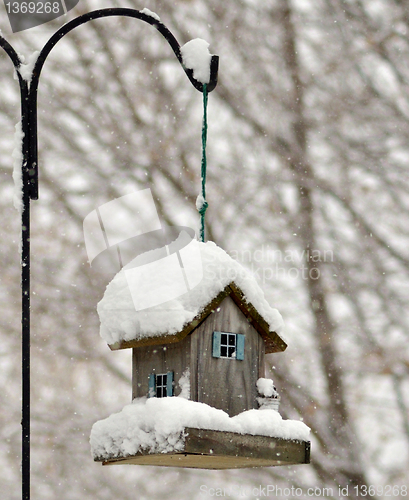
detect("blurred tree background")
[1,0,408,498]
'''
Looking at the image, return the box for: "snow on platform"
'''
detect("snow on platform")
[90,396,310,462]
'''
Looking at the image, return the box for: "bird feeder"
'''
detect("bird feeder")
[90,238,311,469]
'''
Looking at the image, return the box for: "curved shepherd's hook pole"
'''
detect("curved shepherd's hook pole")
[0,9,219,500]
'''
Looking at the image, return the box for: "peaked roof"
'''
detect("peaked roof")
[98,240,286,352]
[109,281,287,353]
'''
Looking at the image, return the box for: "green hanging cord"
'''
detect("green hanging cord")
[198,83,209,242]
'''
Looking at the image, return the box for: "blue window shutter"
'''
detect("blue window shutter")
[212,331,221,358]
[148,373,156,398]
[236,334,245,360]
[166,371,174,397]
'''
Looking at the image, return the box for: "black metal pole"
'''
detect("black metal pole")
[0,9,218,500]
[21,80,32,500]
[0,36,32,500]
[21,174,31,500]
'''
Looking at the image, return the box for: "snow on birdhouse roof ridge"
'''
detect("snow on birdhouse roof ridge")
[98,239,285,348]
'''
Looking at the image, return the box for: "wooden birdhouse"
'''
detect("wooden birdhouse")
[91,239,311,469]
[125,282,286,417]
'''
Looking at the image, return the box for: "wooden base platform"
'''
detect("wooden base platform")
[96,428,310,469]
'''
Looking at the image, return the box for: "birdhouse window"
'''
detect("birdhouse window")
[212,331,245,360]
[148,371,174,398]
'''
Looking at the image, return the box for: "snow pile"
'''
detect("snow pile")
[178,368,190,399]
[97,239,285,346]
[90,397,310,460]
[180,38,212,84]
[140,8,160,22]
[257,378,279,398]
[18,51,40,84]
[196,193,206,212]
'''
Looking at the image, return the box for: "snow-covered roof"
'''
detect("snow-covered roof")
[97,239,286,351]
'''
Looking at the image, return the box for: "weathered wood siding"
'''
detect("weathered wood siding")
[132,335,191,399]
[190,296,265,416]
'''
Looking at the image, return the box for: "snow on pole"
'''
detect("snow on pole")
[17,50,40,87]
[139,8,161,22]
[12,121,24,214]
